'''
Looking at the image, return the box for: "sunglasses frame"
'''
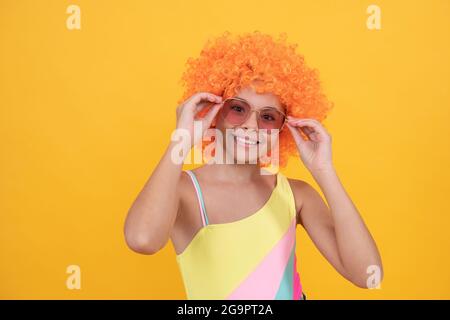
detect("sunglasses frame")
[219,97,288,132]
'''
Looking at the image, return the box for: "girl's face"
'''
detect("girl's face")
[214,86,286,165]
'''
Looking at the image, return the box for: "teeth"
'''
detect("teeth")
[235,136,257,145]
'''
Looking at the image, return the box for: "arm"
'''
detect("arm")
[292,173,383,288]
[124,141,184,254]
[286,117,383,288]
[124,92,224,254]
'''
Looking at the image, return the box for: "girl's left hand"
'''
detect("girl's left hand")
[286,117,334,173]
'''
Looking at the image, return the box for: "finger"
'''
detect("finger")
[203,102,224,127]
[288,119,329,141]
[300,125,314,135]
[194,100,215,116]
[296,126,311,141]
[286,122,308,146]
[287,116,316,122]
[190,92,222,104]
[290,118,327,133]
[185,92,222,111]
[287,118,320,126]
[300,127,318,142]
[287,120,317,141]
[301,126,321,142]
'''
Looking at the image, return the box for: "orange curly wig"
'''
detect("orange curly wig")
[178,31,334,168]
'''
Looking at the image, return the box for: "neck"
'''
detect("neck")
[206,163,266,183]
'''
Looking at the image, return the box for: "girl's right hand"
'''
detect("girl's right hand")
[175,92,224,147]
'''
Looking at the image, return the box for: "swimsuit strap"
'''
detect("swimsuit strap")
[184,170,209,227]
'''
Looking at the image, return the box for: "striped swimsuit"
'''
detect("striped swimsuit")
[176,169,305,300]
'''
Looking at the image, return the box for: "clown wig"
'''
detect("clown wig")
[178,30,334,168]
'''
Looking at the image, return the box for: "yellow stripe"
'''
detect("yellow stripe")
[176,172,297,299]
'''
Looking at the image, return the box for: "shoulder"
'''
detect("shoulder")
[286,177,318,197]
[287,175,330,229]
[177,170,192,194]
[175,170,195,216]
[286,176,326,226]
[176,167,207,215]
[286,177,311,226]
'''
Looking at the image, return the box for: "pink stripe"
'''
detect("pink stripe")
[227,218,296,300]
[185,171,206,227]
[293,255,302,299]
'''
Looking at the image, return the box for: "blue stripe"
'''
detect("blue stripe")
[186,170,209,225]
[274,244,295,299]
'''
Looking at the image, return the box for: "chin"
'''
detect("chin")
[233,155,260,164]
[230,145,266,165]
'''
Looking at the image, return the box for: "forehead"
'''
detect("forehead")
[234,86,284,111]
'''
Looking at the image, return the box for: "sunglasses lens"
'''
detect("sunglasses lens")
[221,99,250,125]
[220,99,285,130]
[259,108,285,130]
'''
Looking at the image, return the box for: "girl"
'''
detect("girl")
[124,31,383,300]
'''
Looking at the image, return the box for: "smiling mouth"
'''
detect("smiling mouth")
[231,133,260,146]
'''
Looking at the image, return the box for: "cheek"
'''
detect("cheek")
[212,121,233,147]
[214,116,224,129]
[215,113,233,130]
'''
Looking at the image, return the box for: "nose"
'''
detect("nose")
[241,110,259,130]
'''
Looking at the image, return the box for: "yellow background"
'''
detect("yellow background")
[1,0,449,299]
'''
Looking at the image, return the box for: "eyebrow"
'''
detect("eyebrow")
[233,96,286,113]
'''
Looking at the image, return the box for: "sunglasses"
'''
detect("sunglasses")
[218,97,287,131]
